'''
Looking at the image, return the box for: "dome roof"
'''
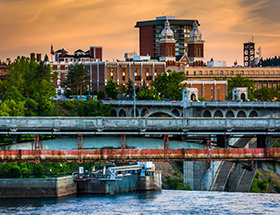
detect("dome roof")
[160,17,175,41]
[189,20,202,41]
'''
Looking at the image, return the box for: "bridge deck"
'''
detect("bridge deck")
[1,117,280,136]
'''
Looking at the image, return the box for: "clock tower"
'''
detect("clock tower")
[244,41,255,67]
[187,19,204,66]
[159,16,176,62]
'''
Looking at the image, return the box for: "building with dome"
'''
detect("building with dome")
[159,16,176,62]
[135,16,197,58]
[187,19,204,67]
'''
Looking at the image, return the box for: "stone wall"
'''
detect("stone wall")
[0,176,76,198]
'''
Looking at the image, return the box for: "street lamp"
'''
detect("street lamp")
[218,87,220,101]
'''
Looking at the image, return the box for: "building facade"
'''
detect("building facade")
[84,62,166,92]
[181,80,227,101]
[168,66,280,90]
[135,16,197,57]
[48,62,72,97]
[55,46,102,63]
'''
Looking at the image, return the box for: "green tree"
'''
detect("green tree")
[64,63,90,99]
[226,74,255,100]
[253,86,279,101]
[105,78,119,99]
[151,70,186,100]
[137,88,159,100]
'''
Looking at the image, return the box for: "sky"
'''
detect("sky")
[1,0,280,66]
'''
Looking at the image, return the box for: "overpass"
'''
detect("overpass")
[1,116,280,191]
[102,100,280,118]
[1,116,280,148]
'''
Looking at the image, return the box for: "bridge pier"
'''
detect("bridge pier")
[257,135,272,148]
[216,135,230,148]
[12,135,21,144]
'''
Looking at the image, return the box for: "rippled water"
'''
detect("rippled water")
[0,190,279,214]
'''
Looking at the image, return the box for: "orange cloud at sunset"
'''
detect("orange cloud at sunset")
[1,0,280,66]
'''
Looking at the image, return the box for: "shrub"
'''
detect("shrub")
[60,101,75,112]
[275,185,280,193]
[258,179,269,191]
[255,170,261,179]
[268,176,273,183]
[250,178,260,193]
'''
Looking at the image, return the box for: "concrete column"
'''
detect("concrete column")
[97,64,99,92]
[129,63,131,80]
[90,64,92,92]
[214,81,217,100]
[266,135,272,148]
[141,63,143,85]
[217,135,230,148]
[202,82,204,97]
[257,135,266,148]
[152,63,155,81]
[104,63,107,86]
[117,63,119,84]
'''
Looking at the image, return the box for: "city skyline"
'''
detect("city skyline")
[1,0,280,66]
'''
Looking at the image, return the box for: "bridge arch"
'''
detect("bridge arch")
[214,110,223,117]
[226,110,234,117]
[203,110,212,118]
[145,110,175,117]
[130,109,139,117]
[119,109,126,117]
[141,109,148,117]
[249,110,258,117]
[237,110,246,117]
[110,109,117,117]
[171,109,180,117]
[190,94,197,101]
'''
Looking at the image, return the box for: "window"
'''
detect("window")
[210,71,213,75]
[231,71,234,75]
[199,71,202,75]
[220,71,223,75]
[58,73,61,78]
[58,66,61,70]
[194,71,196,76]
[65,66,68,71]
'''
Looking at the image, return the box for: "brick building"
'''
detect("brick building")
[55,46,102,63]
[181,80,228,101]
[84,61,166,92]
[48,62,72,97]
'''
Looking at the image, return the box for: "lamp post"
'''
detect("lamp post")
[133,62,136,118]
[218,87,220,101]
[211,87,213,101]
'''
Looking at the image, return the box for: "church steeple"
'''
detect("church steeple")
[159,16,176,62]
[187,17,204,66]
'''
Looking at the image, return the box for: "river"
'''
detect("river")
[0,190,279,214]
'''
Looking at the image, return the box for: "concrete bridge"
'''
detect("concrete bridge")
[102,100,280,118]
[1,116,280,192]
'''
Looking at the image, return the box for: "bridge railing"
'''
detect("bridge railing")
[102,100,280,109]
